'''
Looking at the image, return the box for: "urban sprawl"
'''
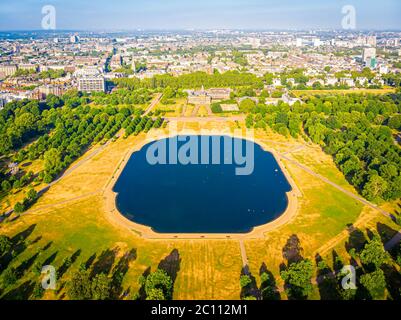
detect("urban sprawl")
[0,30,400,108]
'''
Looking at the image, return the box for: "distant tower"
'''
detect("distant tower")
[131,60,136,73]
[13,43,20,53]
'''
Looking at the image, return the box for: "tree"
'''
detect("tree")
[144,269,173,300]
[44,148,62,173]
[13,180,22,190]
[27,188,38,202]
[362,175,388,201]
[388,115,401,130]
[43,173,53,184]
[280,259,313,299]
[359,236,390,269]
[32,282,45,299]
[360,269,386,299]
[1,180,11,192]
[0,235,12,257]
[67,269,92,300]
[245,115,254,128]
[91,273,111,300]
[240,275,252,288]
[260,272,279,300]
[146,288,166,300]
[14,202,25,214]
[2,267,18,287]
[239,99,256,113]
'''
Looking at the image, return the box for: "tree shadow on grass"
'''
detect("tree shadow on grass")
[43,251,58,266]
[259,263,280,300]
[280,234,312,300]
[157,249,181,299]
[332,250,345,273]
[0,225,37,273]
[30,236,42,246]
[57,249,82,279]
[84,253,97,270]
[282,234,303,265]
[1,281,35,300]
[15,252,40,278]
[376,222,398,248]
[240,266,260,300]
[41,241,53,252]
[382,264,401,300]
[112,248,137,299]
[345,226,367,254]
[137,266,151,300]
[158,249,181,284]
[315,253,340,300]
[90,248,118,278]
[11,224,36,245]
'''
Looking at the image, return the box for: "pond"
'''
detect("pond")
[113,135,292,233]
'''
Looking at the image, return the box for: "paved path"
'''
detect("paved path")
[0,138,113,220]
[239,240,249,269]
[280,154,392,219]
[14,190,102,218]
[191,105,200,117]
[281,145,306,156]
[164,115,246,122]
[143,93,163,116]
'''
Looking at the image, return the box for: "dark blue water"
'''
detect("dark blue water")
[113,136,292,233]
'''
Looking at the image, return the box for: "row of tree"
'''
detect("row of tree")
[245,93,401,202]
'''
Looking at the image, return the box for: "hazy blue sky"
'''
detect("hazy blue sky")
[0,0,400,30]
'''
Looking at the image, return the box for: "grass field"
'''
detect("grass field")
[0,122,399,300]
[155,98,187,117]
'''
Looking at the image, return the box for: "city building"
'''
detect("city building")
[207,88,231,101]
[18,64,38,72]
[38,84,65,97]
[0,64,17,78]
[362,47,377,65]
[220,104,239,112]
[75,68,105,93]
[110,54,122,70]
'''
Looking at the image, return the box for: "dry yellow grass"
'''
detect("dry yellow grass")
[0,121,398,300]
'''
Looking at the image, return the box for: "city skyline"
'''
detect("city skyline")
[0,0,400,31]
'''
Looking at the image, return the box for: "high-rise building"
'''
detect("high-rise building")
[362,47,376,65]
[75,68,105,93]
[110,54,122,70]
[366,57,377,69]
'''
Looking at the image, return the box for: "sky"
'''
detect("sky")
[0,0,400,31]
